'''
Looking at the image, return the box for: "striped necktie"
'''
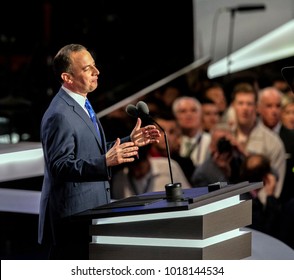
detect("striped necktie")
[85,99,102,143]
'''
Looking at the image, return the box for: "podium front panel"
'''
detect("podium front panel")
[74,182,262,260]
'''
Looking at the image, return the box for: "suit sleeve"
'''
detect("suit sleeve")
[42,112,110,182]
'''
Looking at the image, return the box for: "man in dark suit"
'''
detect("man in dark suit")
[38,44,160,259]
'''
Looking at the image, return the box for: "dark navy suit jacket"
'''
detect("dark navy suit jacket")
[38,88,130,244]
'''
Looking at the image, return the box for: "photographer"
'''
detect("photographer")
[190,125,247,187]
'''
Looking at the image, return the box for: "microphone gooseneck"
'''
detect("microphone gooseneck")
[136,101,174,184]
[126,101,183,201]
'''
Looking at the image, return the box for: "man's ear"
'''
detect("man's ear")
[61,72,73,84]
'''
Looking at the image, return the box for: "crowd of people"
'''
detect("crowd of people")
[103,74,294,250]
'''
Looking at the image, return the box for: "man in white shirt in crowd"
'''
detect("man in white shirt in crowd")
[231,83,286,204]
[172,96,211,170]
[111,145,191,199]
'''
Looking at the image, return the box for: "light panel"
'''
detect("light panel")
[208,19,294,78]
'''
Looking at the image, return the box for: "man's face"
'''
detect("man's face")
[258,92,281,129]
[233,92,256,128]
[155,119,180,152]
[68,50,99,95]
[205,87,227,113]
[282,103,294,130]
[174,99,201,131]
[201,103,220,132]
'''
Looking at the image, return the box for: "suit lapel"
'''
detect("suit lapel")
[58,89,106,152]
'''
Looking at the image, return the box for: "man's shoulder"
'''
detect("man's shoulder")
[254,122,283,140]
[150,156,177,166]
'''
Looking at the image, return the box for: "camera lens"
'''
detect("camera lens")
[217,137,233,153]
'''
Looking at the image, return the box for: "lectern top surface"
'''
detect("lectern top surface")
[75,181,263,220]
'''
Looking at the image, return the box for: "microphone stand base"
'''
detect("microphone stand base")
[165,182,183,202]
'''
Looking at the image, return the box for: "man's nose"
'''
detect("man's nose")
[92,65,99,75]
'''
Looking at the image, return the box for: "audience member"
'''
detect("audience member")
[156,84,183,109]
[148,113,180,158]
[240,154,282,239]
[257,87,294,204]
[200,97,220,133]
[202,82,227,117]
[231,83,286,204]
[172,96,211,169]
[142,92,165,116]
[148,113,195,183]
[150,82,185,116]
[270,73,292,96]
[191,124,246,187]
[202,81,238,130]
[111,146,191,199]
[281,94,294,130]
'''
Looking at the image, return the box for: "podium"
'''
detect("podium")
[76,181,262,260]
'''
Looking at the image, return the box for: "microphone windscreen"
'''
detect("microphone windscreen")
[125,104,138,118]
[136,101,149,115]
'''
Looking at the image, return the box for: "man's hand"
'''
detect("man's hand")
[106,138,139,167]
[130,118,161,147]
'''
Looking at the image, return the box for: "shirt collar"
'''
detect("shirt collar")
[182,131,202,143]
[62,85,86,109]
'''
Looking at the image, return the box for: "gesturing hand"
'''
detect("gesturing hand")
[130,118,161,147]
[106,138,139,167]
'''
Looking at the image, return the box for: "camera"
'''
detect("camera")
[217,137,233,154]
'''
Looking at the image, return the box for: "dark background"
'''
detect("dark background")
[0,0,194,141]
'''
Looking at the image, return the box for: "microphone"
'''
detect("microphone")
[226,4,266,12]
[125,104,138,118]
[136,101,152,122]
[133,101,182,201]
